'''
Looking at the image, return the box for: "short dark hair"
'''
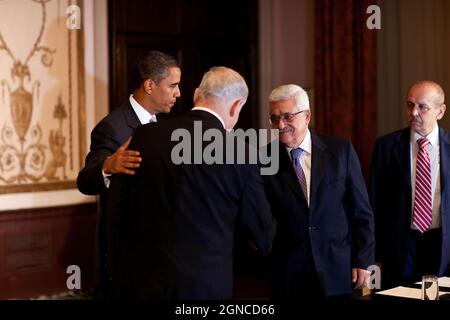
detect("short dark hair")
[133,50,179,88]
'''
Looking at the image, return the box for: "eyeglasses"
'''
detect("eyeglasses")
[269,110,308,124]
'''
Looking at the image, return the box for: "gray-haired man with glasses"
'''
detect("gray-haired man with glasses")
[262,84,375,299]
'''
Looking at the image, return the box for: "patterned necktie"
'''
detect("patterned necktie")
[413,137,433,233]
[290,148,308,200]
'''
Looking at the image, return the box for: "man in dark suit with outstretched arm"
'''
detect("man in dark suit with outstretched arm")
[77,50,181,298]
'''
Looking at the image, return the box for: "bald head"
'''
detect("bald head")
[406,80,446,136]
[407,81,445,106]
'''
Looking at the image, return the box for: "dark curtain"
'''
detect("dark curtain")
[315,0,377,180]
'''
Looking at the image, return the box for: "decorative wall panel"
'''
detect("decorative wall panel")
[0,0,86,193]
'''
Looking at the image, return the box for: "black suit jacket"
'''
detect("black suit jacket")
[77,101,141,196]
[108,110,274,299]
[370,127,450,285]
[76,101,143,293]
[263,133,375,297]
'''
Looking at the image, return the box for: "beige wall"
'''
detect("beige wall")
[377,0,450,136]
[92,0,109,124]
[0,0,108,210]
[259,0,314,129]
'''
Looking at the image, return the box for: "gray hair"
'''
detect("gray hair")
[269,84,310,111]
[196,66,248,105]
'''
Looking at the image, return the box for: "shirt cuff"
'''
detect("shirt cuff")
[102,170,112,188]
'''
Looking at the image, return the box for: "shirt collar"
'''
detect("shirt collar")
[410,124,439,147]
[129,94,156,124]
[191,106,226,129]
[286,129,312,155]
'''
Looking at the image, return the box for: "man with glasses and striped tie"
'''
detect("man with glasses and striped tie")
[263,84,375,299]
[370,80,450,289]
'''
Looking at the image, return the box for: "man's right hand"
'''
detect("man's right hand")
[102,137,142,175]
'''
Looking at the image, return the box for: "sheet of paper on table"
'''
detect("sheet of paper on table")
[376,286,422,299]
[376,285,448,299]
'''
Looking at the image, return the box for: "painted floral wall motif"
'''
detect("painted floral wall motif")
[0,0,86,193]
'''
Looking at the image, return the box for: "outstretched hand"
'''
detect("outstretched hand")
[102,137,142,175]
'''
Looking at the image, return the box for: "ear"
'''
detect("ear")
[437,104,446,120]
[143,79,155,95]
[193,88,200,103]
[305,109,312,124]
[229,99,243,118]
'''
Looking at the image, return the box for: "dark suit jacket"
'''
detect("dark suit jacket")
[108,110,274,300]
[370,127,450,285]
[77,101,141,196]
[263,133,375,297]
[76,101,142,293]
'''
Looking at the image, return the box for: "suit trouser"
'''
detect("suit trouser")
[93,201,112,298]
[269,241,325,300]
[402,228,442,282]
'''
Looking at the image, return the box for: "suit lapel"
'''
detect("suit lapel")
[124,101,142,129]
[393,128,412,191]
[309,133,329,210]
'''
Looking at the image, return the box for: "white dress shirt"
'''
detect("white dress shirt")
[191,106,226,129]
[129,94,157,124]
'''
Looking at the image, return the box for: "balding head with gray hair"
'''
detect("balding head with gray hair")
[269,84,310,112]
[195,66,249,106]
[408,80,445,106]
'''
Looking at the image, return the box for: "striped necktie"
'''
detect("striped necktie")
[290,148,308,201]
[413,137,433,233]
